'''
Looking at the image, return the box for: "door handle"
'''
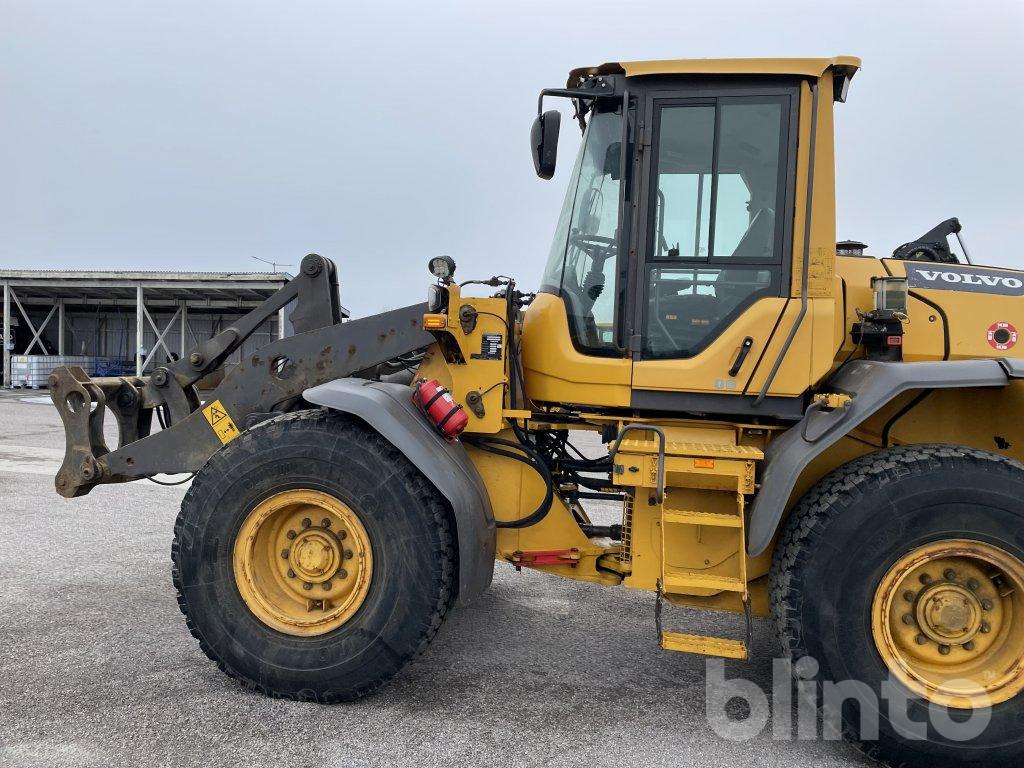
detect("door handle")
[728,337,755,377]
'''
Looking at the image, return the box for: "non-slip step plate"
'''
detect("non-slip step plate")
[662,570,746,593]
[662,509,743,528]
[661,631,748,659]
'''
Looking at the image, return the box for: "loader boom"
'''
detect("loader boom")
[49,254,433,497]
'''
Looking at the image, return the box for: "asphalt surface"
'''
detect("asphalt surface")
[0,390,874,768]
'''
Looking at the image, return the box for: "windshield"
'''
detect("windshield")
[540,108,623,352]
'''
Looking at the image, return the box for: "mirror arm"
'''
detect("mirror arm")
[536,81,619,116]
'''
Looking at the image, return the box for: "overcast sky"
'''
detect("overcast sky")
[1,0,1021,317]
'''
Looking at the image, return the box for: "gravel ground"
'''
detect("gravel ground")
[0,390,874,768]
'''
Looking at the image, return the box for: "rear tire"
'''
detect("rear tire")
[771,444,1024,768]
[171,409,456,702]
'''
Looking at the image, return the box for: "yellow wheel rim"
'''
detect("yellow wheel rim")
[232,489,373,636]
[872,539,1024,708]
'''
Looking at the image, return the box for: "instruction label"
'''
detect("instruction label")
[471,333,503,361]
[202,399,240,444]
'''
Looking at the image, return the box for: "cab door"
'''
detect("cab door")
[629,84,815,418]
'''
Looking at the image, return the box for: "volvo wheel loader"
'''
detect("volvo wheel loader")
[49,57,1024,767]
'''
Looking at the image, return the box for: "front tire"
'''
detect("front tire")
[771,444,1024,767]
[171,409,456,702]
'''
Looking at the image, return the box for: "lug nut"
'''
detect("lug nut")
[982,598,994,611]
[302,517,311,528]
[322,581,332,591]
[338,530,347,540]
[915,634,928,645]
[344,549,353,560]
[963,641,976,651]
[281,549,289,559]
[302,582,313,591]
[287,569,295,578]
[943,568,957,581]
[967,578,980,591]
[981,621,992,634]
[920,573,933,585]
[902,613,916,626]
[286,530,297,540]
[338,568,348,579]
[939,644,951,655]
[321,518,331,528]
[903,590,916,602]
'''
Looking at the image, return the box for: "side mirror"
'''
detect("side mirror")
[530,109,561,180]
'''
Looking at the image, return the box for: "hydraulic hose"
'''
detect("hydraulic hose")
[462,435,554,529]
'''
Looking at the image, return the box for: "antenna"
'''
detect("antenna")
[251,256,294,272]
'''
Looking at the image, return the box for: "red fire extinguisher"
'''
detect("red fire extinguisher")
[412,379,469,440]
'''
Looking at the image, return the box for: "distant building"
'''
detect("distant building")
[0,270,346,388]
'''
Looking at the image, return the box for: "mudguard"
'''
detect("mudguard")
[303,378,495,604]
[747,358,1022,557]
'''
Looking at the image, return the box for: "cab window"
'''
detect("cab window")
[541,107,623,352]
[644,96,790,359]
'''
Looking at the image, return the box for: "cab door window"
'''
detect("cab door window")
[644,97,789,358]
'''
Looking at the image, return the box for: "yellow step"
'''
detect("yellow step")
[662,509,743,528]
[661,631,748,659]
[663,570,746,593]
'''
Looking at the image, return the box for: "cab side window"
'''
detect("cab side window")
[644,97,789,359]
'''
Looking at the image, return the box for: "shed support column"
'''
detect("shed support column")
[180,301,188,358]
[57,299,65,355]
[136,285,144,377]
[278,307,286,340]
[3,282,10,389]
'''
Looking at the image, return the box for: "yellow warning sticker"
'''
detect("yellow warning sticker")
[202,399,240,444]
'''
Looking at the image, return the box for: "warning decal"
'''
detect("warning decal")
[987,322,1018,351]
[202,399,240,444]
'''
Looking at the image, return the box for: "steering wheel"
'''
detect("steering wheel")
[569,233,616,265]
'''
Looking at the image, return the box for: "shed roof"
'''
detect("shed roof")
[0,270,297,312]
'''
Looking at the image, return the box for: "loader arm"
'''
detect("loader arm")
[49,254,434,497]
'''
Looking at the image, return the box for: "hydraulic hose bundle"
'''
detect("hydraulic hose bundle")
[461,435,554,529]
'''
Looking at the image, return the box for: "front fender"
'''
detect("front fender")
[303,378,495,605]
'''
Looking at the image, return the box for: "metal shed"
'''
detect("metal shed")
[0,270,348,388]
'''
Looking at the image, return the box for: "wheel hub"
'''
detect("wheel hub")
[916,582,982,645]
[290,530,341,582]
[233,489,372,636]
[872,539,1024,708]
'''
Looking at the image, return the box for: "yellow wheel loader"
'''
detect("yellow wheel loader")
[50,57,1024,767]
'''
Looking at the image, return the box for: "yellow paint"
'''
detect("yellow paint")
[417,57,1024,666]
[415,284,510,434]
[202,399,240,444]
[872,539,1024,708]
[466,432,619,586]
[232,489,373,636]
[520,292,632,408]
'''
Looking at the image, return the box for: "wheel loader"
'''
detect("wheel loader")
[49,56,1024,767]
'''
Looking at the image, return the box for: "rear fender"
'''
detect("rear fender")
[303,378,495,604]
[748,358,1023,557]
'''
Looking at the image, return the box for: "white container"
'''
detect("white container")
[10,355,95,389]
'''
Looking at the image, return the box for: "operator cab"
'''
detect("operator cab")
[523,57,861,419]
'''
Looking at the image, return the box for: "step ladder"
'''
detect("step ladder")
[608,425,759,660]
[655,447,759,660]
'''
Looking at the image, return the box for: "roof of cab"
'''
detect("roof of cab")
[567,56,861,86]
